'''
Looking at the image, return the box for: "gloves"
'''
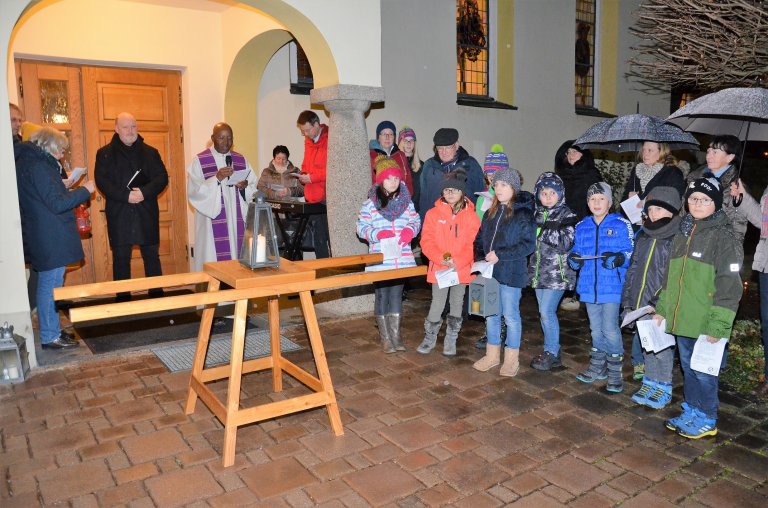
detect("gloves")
[398,228,414,246]
[602,252,626,269]
[567,252,583,269]
[377,230,396,241]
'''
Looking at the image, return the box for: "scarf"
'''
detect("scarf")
[368,183,412,222]
[635,162,663,193]
[680,209,724,237]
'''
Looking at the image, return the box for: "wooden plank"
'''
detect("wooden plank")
[268,296,283,392]
[295,253,383,270]
[199,357,273,382]
[222,299,249,467]
[203,259,315,289]
[187,377,226,421]
[68,265,427,322]
[281,360,322,391]
[233,392,331,426]
[54,272,213,300]
[184,279,219,414]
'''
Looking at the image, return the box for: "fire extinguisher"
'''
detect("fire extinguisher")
[75,204,91,234]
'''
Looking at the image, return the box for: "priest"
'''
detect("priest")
[187,122,257,271]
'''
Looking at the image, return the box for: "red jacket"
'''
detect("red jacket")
[369,148,414,196]
[421,197,481,284]
[301,124,328,203]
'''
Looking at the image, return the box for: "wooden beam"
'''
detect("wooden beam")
[54,272,213,300]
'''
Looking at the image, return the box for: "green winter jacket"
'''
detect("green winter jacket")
[656,211,743,339]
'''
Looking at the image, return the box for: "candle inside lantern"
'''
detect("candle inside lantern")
[471,300,481,314]
[256,234,266,263]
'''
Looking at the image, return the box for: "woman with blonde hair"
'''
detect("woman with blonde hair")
[397,126,422,214]
[621,141,686,206]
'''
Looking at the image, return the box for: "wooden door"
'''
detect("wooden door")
[17,61,93,285]
[81,66,187,282]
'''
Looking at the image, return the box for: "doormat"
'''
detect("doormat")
[78,312,260,354]
[151,330,302,372]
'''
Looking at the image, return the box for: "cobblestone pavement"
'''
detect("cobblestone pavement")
[1,287,767,507]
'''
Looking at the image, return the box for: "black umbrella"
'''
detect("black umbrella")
[573,114,700,152]
[667,87,768,205]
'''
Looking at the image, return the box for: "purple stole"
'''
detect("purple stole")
[197,149,247,261]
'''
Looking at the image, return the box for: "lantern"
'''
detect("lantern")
[239,192,281,269]
[0,322,30,384]
[467,276,500,317]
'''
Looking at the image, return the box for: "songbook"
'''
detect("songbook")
[126,169,142,189]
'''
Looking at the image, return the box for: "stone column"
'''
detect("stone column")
[310,84,385,314]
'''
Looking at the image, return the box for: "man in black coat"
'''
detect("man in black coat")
[95,112,168,301]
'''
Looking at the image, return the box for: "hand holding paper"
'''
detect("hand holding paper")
[620,194,643,225]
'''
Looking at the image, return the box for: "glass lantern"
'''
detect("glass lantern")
[467,276,500,317]
[239,192,281,270]
[0,322,30,384]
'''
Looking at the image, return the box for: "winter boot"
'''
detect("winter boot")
[443,315,463,356]
[605,354,624,393]
[386,313,405,351]
[530,350,562,371]
[375,315,396,354]
[473,344,501,371]
[499,348,520,377]
[417,319,442,354]
[576,348,607,383]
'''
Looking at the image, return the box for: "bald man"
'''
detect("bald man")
[94,112,169,301]
[187,122,256,271]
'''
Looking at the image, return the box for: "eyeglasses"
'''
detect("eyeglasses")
[443,188,461,195]
[687,197,714,206]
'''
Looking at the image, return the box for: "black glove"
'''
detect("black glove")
[602,252,625,269]
[567,252,584,269]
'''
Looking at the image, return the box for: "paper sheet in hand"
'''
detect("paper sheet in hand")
[67,166,86,185]
[475,191,493,212]
[691,336,728,375]
[379,237,401,261]
[470,260,494,278]
[573,254,605,260]
[636,319,675,353]
[621,305,654,327]
[435,268,459,288]
[620,194,643,224]
[227,169,250,186]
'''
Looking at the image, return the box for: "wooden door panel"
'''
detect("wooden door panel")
[99,84,168,124]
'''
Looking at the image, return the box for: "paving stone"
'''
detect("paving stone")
[540,413,603,444]
[434,452,509,494]
[608,445,682,481]
[416,482,461,506]
[299,431,370,461]
[621,490,682,507]
[239,456,317,499]
[379,419,446,452]
[104,397,164,426]
[471,421,537,454]
[341,392,396,418]
[705,444,768,482]
[303,478,351,504]
[28,422,96,458]
[145,466,223,507]
[535,454,611,495]
[113,463,159,484]
[342,461,421,506]
[98,481,146,506]
[453,491,504,507]
[505,471,548,496]
[37,459,115,504]
[121,428,190,464]
[650,474,701,503]
[607,471,652,495]
[567,491,614,508]
[571,392,623,415]
[508,491,567,507]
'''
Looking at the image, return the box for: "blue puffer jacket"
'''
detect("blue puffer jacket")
[569,213,634,304]
[474,191,536,287]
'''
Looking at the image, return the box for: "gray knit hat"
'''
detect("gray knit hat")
[644,186,682,215]
[587,182,613,207]
[491,167,522,193]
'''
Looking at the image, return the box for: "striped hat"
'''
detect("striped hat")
[483,144,509,174]
[373,154,403,184]
[398,126,416,144]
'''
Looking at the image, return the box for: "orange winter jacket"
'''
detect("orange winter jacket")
[421,197,481,284]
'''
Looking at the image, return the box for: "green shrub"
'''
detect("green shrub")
[722,319,766,395]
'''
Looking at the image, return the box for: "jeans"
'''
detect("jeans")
[486,284,522,348]
[677,335,728,419]
[427,283,465,322]
[374,280,403,315]
[585,302,623,355]
[37,266,66,344]
[759,272,768,377]
[631,332,644,366]
[638,331,675,384]
[535,288,565,355]
[310,214,330,259]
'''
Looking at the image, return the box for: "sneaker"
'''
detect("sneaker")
[530,350,562,371]
[560,297,580,311]
[665,402,696,432]
[677,409,717,439]
[631,380,655,405]
[474,335,488,350]
[645,383,673,409]
[633,363,645,381]
[41,336,80,349]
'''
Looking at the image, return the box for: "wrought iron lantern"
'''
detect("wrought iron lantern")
[467,276,500,317]
[239,192,281,270]
[0,322,30,384]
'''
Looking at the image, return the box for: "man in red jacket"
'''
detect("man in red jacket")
[297,110,330,258]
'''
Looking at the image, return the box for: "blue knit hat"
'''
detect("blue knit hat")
[376,120,396,139]
[534,172,565,200]
[484,144,509,174]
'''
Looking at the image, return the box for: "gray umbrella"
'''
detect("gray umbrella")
[667,87,768,141]
[573,114,700,152]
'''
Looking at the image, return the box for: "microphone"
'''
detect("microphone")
[225,155,232,167]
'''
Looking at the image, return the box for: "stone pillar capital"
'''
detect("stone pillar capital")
[310,84,384,107]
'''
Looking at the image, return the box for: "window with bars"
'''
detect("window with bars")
[289,40,314,95]
[457,0,489,97]
[575,0,596,108]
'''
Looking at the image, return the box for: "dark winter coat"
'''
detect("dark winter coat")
[569,213,634,304]
[94,133,168,247]
[475,191,536,288]
[554,140,602,221]
[621,215,681,312]
[621,164,686,202]
[14,142,91,271]
[369,141,414,196]
[418,146,485,222]
[687,164,747,243]
[528,181,578,291]
[407,155,423,214]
